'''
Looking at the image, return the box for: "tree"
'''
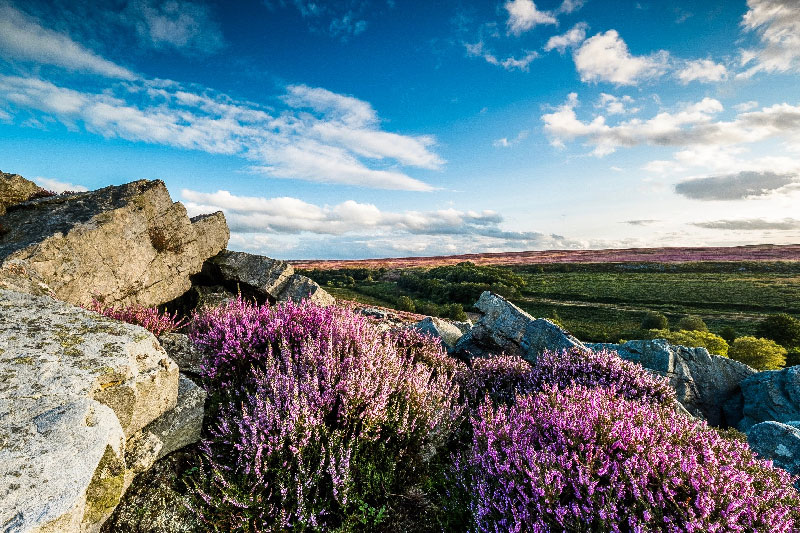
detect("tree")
[676,315,708,332]
[786,349,800,368]
[648,329,729,357]
[641,311,668,330]
[729,336,787,371]
[397,296,415,312]
[719,326,738,344]
[755,313,800,348]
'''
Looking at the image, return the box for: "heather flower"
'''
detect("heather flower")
[465,385,800,532]
[85,298,186,336]
[190,297,464,530]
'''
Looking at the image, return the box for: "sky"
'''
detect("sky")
[0,0,799,259]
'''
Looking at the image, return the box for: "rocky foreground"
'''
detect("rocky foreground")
[1,170,798,531]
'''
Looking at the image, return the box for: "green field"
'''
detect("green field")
[301,261,800,344]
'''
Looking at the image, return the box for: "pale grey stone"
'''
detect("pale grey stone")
[158,333,204,376]
[0,180,229,308]
[277,274,335,307]
[747,421,800,480]
[140,375,206,461]
[0,289,179,532]
[739,366,800,432]
[413,317,464,350]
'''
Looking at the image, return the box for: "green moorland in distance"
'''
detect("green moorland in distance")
[299,260,800,348]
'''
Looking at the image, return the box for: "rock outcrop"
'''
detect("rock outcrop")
[589,339,757,427]
[747,421,800,482]
[202,250,334,306]
[454,291,584,363]
[158,333,205,376]
[739,366,800,432]
[412,317,464,350]
[0,289,180,532]
[0,171,43,216]
[0,180,229,308]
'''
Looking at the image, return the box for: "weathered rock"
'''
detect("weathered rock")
[590,339,757,427]
[450,320,473,335]
[0,171,43,216]
[412,317,464,350]
[747,421,800,480]
[739,366,800,432]
[193,284,236,311]
[0,179,229,307]
[454,291,584,363]
[204,250,334,306]
[0,289,179,532]
[158,333,204,376]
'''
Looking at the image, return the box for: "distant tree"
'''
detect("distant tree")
[786,349,800,368]
[676,315,708,332]
[729,336,787,371]
[397,296,415,313]
[755,313,800,348]
[641,311,668,331]
[718,326,738,344]
[648,329,729,357]
[444,303,468,321]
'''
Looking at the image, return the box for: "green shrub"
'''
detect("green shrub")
[786,349,800,368]
[676,315,708,332]
[641,311,668,330]
[719,326,738,344]
[647,329,729,356]
[729,336,787,370]
[756,313,800,348]
[397,295,416,312]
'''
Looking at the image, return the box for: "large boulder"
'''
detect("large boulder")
[0,179,229,308]
[454,291,584,363]
[412,317,464,350]
[747,421,800,482]
[590,339,757,427]
[739,366,800,432]
[0,171,43,216]
[202,250,334,306]
[158,333,205,376]
[0,289,179,532]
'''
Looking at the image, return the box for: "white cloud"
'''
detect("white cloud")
[543,94,800,157]
[557,0,585,15]
[677,59,728,84]
[505,0,556,36]
[735,100,759,112]
[675,171,800,200]
[739,0,800,78]
[493,130,529,148]
[33,176,89,193]
[0,75,442,191]
[544,23,588,53]
[595,93,637,115]
[122,0,225,54]
[265,0,370,40]
[573,30,669,85]
[465,41,539,71]
[0,2,136,79]
[181,188,582,258]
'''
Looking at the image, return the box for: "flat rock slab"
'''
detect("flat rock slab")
[0,289,179,532]
[454,291,584,363]
[0,179,228,307]
[590,339,756,427]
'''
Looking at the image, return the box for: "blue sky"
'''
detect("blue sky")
[1,0,799,259]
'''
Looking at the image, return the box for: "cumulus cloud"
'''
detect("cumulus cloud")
[544,23,588,53]
[677,59,728,84]
[739,0,800,78]
[33,176,89,193]
[573,30,669,85]
[0,75,442,191]
[674,171,800,201]
[543,94,800,156]
[505,0,556,36]
[0,2,136,79]
[557,0,585,15]
[180,188,582,258]
[122,0,225,54]
[595,93,637,115]
[692,218,800,230]
[465,41,539,71]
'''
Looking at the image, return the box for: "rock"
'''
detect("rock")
[137,375,206,462]
[454,291,584,363]
[203,250,334,306]
[277,273,335,306]
[412,317,464,350]
[747,421,800,480]
[0,171,43,216]
[0,179,229,307]
[193,284,236,311]
[102,449,204,533]
[590,339,757,427]
[450,320,473,335]
[0,289,179,532]
[158,333,205,376]
[739,366,800,432]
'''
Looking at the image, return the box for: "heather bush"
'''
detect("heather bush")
[86,299,186,336]
[648,329,729,356]
[729,336,787,370]
[465,385,800,532]
[190,298,464,531]
[460,354,537,408]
